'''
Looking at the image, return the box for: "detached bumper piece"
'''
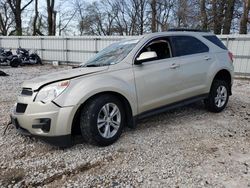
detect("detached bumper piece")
[10,115,72,148]
[10,114,31,136]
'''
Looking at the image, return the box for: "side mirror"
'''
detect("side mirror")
[135,51,157,64]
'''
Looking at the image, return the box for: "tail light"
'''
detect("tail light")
[228,51,234,63]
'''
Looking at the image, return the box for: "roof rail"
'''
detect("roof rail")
[167,28,210,32]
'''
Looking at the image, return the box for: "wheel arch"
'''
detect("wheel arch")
[71,91,135,135]
[212,69,232,95]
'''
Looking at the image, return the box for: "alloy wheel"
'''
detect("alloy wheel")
[97,103,121,139]
[215,85,227,108]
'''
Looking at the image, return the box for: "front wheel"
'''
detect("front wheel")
[10,58,20,67]
[80,94,125,146]
[204,80,229,113]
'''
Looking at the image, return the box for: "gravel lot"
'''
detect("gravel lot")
[0,65,250,187]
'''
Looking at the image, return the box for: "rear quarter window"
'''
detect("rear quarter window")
[203,35,227,50]
[171,36,209,57]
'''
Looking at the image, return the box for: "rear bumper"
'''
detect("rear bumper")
[11,114,72,147]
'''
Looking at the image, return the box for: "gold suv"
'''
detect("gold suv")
[11,31,234,147]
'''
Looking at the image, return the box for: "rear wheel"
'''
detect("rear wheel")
[35,56,43,65]
[80,94,125,146]
[204,80,229,112]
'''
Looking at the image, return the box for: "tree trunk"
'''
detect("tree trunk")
[212,0,225,34]
[212,0,217,32]
[139,0,144,35]
[47,0,55,35]
[222,0,235,34]
[0,14,7,36]
[200,0,208,30]
[0,2,11,36]
[32,0,38,35]
[15,15,22,36]
[7,0,33,36]
[52,10,56,35]
[151,0,157,32]
[240,0,250,34]
[11,0,22,35]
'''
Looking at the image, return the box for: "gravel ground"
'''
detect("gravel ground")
[0,65,250,188]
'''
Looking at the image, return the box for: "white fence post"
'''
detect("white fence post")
[40,37,43,60]
[65,37,69,64]
[18,37,20,48]
[226,35,229,48]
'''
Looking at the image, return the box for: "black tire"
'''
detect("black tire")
[204,80,229,113]
[10,59,20,67]
[80,94,125,146]
[36,56,43,65]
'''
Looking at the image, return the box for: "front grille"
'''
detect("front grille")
[21,88,33,96]
[16,103,27,113]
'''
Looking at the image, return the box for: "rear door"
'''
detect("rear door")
[169,35,214,99]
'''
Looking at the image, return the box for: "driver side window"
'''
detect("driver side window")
[137,38,172,63]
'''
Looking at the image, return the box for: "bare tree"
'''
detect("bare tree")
[0,1,15,35]
[66,0,249,35]
[57,1,77,36]
[58,12,76,36]
[136,0,147,35]
[112,0,130,35]
[77,2,106,35]
[47,0,56,35]
[99,0,117,35]
[175,0,193,28]
[240,0,250,34]
[200,0,208,30]
[222,0,236,34]
[74,0,86,35]
[212,0,227,34]
[7,0,33,35]
[150,0,157,32]
[32,0,39,35]
[156,0,174,31]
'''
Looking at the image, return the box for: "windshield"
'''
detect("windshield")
[81,39,139,67]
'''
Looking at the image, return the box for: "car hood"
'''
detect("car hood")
[22,66,109,90]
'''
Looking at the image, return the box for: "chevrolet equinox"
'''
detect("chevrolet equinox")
[11,31,234,147]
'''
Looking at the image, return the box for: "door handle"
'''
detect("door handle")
[170,63,180,69]
[204,56,212,61]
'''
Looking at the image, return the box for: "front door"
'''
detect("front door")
[133,37,183,114]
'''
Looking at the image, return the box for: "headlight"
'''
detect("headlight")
[35,80,70,103]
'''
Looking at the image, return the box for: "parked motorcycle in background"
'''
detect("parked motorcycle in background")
[16,47,43,65]
[0,48,20,67]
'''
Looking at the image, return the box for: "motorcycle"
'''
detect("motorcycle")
[16,47,42,65]
[0,48,20,67]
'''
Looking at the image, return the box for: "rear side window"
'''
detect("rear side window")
[171,36,209,57]
[203,35,227,50]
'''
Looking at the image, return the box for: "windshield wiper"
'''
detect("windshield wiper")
[83,63,110,67]
[72,65,80,69]
[84,64,101,67]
